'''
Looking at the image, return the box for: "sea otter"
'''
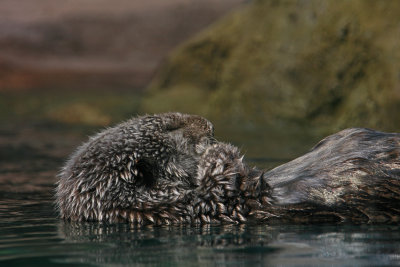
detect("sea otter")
[56,112,400,224]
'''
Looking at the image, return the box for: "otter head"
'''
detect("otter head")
[56,112,215,223]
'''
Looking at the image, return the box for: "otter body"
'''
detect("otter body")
[56,113,400,225]
[56,112,216,223]
[263,128,400,223]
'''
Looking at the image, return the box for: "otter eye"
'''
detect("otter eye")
[135,159,156,187]
[165,121,184,132]
[166,125,180,131]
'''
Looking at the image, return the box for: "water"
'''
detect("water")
[1,123,400,266]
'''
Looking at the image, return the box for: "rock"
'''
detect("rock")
[143,0,400,137]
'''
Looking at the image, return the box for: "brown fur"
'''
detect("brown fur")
[56,113,400,224]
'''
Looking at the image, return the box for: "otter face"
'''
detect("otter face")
[161,113,215,185]
[56,112,215,223]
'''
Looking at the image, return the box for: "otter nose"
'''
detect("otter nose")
[195,136,217,154]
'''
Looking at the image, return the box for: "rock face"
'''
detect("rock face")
[143,0,400,134]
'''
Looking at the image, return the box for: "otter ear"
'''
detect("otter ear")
[121,156,157,187]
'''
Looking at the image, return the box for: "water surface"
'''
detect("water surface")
[1,123,400,266]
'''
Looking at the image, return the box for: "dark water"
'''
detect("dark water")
[1,124,400,266]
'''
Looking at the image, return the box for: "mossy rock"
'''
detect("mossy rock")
[142,0,400,137]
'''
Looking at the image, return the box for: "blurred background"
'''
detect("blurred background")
[2,2,400,265]
[1,0,400,173]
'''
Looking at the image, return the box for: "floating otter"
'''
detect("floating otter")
[56,112,400,224]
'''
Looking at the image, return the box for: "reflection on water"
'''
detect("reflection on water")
[1,123,400,266]
[2,191,400,267]
[57,222,400,266]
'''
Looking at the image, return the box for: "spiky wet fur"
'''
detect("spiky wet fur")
[56,113,400,225]
[56,112,216,224]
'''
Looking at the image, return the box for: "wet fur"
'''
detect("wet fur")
[56,113,400,224]
[56,112,215,223]
[264,128,400,223]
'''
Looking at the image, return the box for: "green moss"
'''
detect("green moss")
[142,0,400,145]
